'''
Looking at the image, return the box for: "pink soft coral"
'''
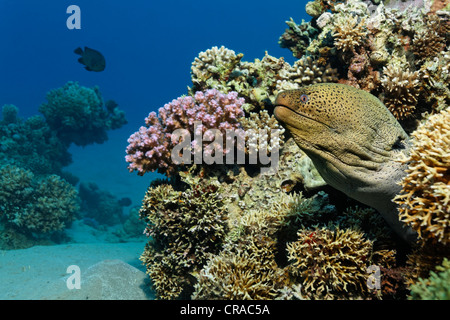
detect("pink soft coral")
[125,89,245,176]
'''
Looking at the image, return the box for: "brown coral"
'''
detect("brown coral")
[394,108,450,244]
[333,15,368,53]
[286,226,373,299]
[411,14,447,62]
[276,56,338,91]
[139,179,228,299]
[192,246,289,300]
[381,64,421,120]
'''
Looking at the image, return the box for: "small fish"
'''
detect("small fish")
[74,46,106,72]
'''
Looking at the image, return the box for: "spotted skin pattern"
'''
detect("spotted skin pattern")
[274,83,416,243]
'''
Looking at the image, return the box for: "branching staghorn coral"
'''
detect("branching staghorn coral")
[139,179,228,299]
[286,226,374,299]
[394,108,450,244]
[381,64,421,120]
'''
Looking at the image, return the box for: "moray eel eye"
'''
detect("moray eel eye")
[300,94,309,103]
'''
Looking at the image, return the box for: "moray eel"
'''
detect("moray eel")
[274,83,416,243]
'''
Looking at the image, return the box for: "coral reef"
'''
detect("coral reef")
[39,81,127,146]
[0,165,80,234]
[278,0,449,121]
[1,106,71,175]
[276,56,338,91]
[394,108,450,244]
[409,258,450,300]
[189,47,337,113]
[286,226,374,299]
[192,246,289,299]
[139,178,228,299]
[78,182,126,226]
[125,89,245,176]
[333,15,368,53]
[380,63,421,119]
[127,0,450,300]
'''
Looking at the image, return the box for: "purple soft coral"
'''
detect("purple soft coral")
[125,89,245,176]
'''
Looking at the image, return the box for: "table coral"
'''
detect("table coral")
[125,89,245,176]
[394,108,450,245]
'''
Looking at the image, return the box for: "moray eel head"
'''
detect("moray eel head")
[274,83,408,186]
[274,83,415,243]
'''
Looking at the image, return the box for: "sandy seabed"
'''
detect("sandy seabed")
[0,240,153,300]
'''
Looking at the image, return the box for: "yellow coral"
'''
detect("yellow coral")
[381,64,421,120]
[287,226,373,299]
[394,108,450,244]
[333,15,368,53]
[276,56,338,91]
[192,246,289,300]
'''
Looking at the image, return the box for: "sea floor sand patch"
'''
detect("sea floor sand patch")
[0,242,153,300]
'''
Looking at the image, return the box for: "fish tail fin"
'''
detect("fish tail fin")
[74,47,83,55]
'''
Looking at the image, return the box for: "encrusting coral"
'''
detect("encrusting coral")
[394,108,450,245]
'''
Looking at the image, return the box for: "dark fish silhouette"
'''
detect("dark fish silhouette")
[74,46,106,72]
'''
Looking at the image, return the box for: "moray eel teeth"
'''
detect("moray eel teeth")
[274,83,416,243]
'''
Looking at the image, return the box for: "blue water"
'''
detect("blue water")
[0,0,304,203]
[0,0,307,299]
[0,0,302,123]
